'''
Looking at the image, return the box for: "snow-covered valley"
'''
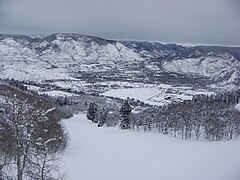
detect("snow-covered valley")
[61,113,240,180]
[102,84,215,106]
[0,33,239,89]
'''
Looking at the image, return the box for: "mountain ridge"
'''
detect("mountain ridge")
[0,33,239,88]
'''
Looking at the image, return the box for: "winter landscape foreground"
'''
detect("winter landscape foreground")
[61,113,240,180]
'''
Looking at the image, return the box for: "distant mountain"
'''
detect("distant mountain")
[122,41,240,86]
[0,33,239,88]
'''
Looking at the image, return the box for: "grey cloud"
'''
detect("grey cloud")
[0,0,239,45]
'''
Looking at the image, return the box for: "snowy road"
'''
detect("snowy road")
[61,113,240,180]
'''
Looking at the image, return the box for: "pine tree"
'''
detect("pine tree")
[86,102,98,123]
[98,108,108,127]
[119,100,132,129]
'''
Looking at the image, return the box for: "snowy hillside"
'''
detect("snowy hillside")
[61,113,240,180]
[122,41,240,87]
[0,34,143,82]
[0,33,239,87]
[162,55,238,82]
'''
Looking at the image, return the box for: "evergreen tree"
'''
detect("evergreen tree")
[86,102,98,123]
[98,108,108,127]
[119,100,132,129]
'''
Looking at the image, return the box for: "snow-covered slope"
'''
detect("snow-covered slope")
[122,41,240,87]
[61,113,240,180]
[0,33,239,87]
[0,35,71,81]
[161,54,239,83]
[0,34,144,82]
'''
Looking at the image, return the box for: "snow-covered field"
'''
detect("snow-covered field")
[39,90,78,97]
[25,81,214,105]
[102,85,214,105]
[26,85,79,97]
[61,113,240,180]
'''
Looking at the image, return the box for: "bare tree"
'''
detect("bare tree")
[0,97,67,179]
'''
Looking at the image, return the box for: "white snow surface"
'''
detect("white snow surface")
[102,85,215,105]
[61,113,240,180]
[39,90,77,97]
[162,54,239,79]
[235,104,240,112]
[0,34,144,82]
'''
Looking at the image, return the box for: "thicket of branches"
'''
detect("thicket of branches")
[0,96,68,180]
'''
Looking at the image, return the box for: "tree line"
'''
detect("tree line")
[87,90,240,141]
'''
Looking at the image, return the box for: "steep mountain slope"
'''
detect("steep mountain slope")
[122,41,240,87]
[0,33,239,87]
[0,33,144,82]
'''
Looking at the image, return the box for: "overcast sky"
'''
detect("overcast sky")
[0,0,239,45]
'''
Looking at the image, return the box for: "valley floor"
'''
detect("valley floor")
[61,113,240,180]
